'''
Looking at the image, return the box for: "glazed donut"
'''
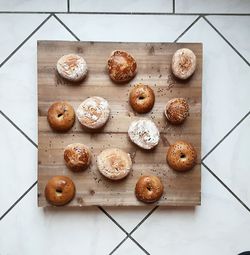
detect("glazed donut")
[97,148,132,180]
[128,118,160,150]
[172,48,196,80]
[76,96,110,129]
[64,143,91,172]
[135,175,164,203]
[45,176,75,206]
[56,54,88,82]
[107,50,137,83]
[129,84,155,113]
[165,98,189,125]
[47,101,75,132]
[166,141,197,171]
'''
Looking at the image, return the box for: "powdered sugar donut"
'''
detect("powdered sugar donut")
[76,96,110,129]
[57,54,88,82]
[128,118,160,150]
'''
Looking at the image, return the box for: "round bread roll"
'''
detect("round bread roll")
[128,118,160,150]
[64,143,91,172]
[135,175,164,203]
[166,141,197,171]
[97,148,132,180]
[107,50,137,83]
[165,98,189,125]
[45,176,75,206]
[129,84,155,113]
[56,54,88,82]
[47,101,75,132]
[76,96,110,129]
[171,48,196,80]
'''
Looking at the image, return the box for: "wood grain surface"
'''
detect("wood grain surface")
[38,41,202,207]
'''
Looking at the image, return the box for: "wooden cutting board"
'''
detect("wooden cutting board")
[37,41,202,207]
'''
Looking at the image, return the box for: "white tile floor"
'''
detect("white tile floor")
[0,1,250,255]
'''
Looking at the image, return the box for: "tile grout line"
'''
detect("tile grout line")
[53,14,80,41]
[0,111,38,148]
[0,181,37,221]
[203,16,250,67]
[0,11,250,15]
[202,110,250,162]
[174,15,201,42]
[0,14,52,68]
[202,162,250,213]
[108,206,158,254]
[67,0,70,12]
[173,0,175,13]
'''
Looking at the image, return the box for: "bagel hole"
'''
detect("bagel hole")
[147,186,152,191]
[180,153,186,159]
[57,113,63,118]
[55,188,63,196]
[139,96,145,100]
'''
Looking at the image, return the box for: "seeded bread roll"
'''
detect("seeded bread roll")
[107,50,137,83]
[165,98,189,125]
[166,141,197,171]
[64,143,91,172]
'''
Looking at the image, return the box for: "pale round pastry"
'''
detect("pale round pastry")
[165,98,189,125]
[107,50,137,83]
[128,118,160,150]
[135,175,164,203]
[166,140,197,172]
[56,54,88,82]
[171,48,196,80]
[97,148,132,180]
[64,143,91,172]
[45,176,75,206]
[129,84,155,113]
[76,96,110,129]
[47,101,75,132]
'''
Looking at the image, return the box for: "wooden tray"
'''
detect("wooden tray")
[38,41,202,207]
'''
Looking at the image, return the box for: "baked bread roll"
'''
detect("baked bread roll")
[97,148,132,180]
[166,140,197,171]
[47,101,75,132]
[107,50,137,83]
[129,84,155,113]
[76,96,110,129]
[171,48,196,80]
[64,143,91,172]
[128,118,160,150]
[45,176,75,206]
[165,98,189,125]
[56,54,88,82]
[135,175,164,203]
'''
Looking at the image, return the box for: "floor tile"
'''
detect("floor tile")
[103,206,154,232]
[178,18,250,157]
[0,15,76,143]
[70,0,172,13]
[114,238,145,255]
[204,115,250,208]
[0,186,125,255]
[0,0,67,12]
[175,0,250,13]
[207,16,250,63]
[0,114,36,217]
[58,14,198,42]
[0,14,48,64]
[132,168,250,254]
